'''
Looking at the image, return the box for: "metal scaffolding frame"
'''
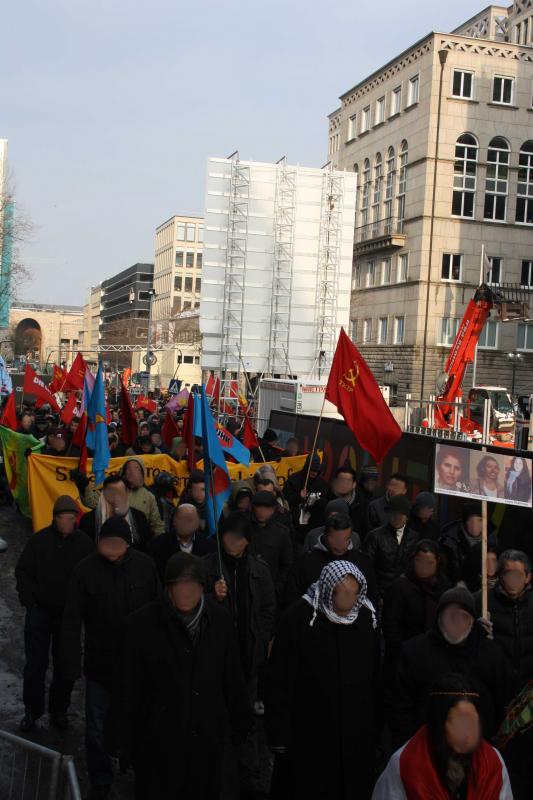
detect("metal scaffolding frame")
[219,155,250,412]
[268,158,297,375]
[313,166,344,379]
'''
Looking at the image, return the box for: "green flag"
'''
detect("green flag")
[0,426,43,517]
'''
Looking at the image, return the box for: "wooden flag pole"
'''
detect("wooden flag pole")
[481,497,488,620]
[303,393,327,494]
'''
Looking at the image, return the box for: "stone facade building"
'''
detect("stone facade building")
[8,303,83,369]
[328,3,533,404]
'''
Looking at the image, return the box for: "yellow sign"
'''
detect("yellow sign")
[27,453,308,532]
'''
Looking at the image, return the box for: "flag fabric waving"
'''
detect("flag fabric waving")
[119,376,138,446]
[199,386,231,536]
[49,364,68,394]
[215,421,251,467]
[23,365,61,413]
[166,388,189,413]
[239,398,260,450]
[325,328,402,463]
[136,395,158,414]
[161,410,179,449]
[64,353,87,391]
[0,426,43,516]
[182,391,196,470]
[85,363,110,486]
[0,393,18,430]
[60,393,78,427]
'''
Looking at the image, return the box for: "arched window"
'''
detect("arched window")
[353,163,359,211]
[484,137,509,222]
[372,153,383,233]
[452,133,478,218]
[516,141,533,225]
[384,147,395,231]
[397,140,408,229]
[361,159,371,228]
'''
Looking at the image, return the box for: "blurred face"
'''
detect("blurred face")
[258,481,276,495]
[388,477,407,497]
[465,515,482,538]
[125,461,144,488]
[286,440,299,456]
[253,505,275,524]
[325,526,352,556]
[499,559,531,599]
[445,701,481,755]
[236,494,252,512]
[103,481,129,515]
[54,511,77,536]
[151,433,162,447]
[97,537,129,562]
[482,458,499,482]
[487,552,498,579]
[439,604,474,644]
[50,436,66,453]
[190,482,205,504]
[20,415,33,431]
[362,478,378,494]
[140,440,152,454]
[167,580,203,614]
[69,419,79,434]
[176,419,184,432]
[222,531,249,558]
[333,472,356,499]
[332,576,360,615]
[438,455,462,487]
[389,511,408,530]
[174,442,187,458]
[415,505,434,523]
[173,506,200,539]
[413,549,438,580]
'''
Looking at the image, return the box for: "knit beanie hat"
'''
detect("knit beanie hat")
[53,495,79,516]
[438,587,476,618]
[414,491,437,510]
[325,498,350,517]
[462,501,482,524]
[164,552,206,586]
[359,465,379,481]
[98,517,132,545]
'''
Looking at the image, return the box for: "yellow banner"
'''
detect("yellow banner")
[27,453,308,532]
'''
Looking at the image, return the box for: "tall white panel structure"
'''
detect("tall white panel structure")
[200,156,356,408]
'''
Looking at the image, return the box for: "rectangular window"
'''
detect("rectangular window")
[175,249,184,267]
[452,70,474,99]
[363,319,373,343]
[375,97,385,125]
[398,253,409,282]
[347,114,357,140]
[394,316,405,345]
[174,276,182,291]
[365,261,376,287]
[441,253,462,282]
[487,256,502,285]
[196,252,203,268]
[378,317,388,344]
[439,317,460,346]
[198,225,204,243]
[183,355,194,364]
[478,319,499,349]
[521,260,533,287]
[492,75,514,104]
[185,252,194,268]
[381,258,391,285]
[392,86,402,115]
[195,277,201,292]
[517,322,533,351]
[516,144,533,224]
[186,224,196,242]
[183,302,191,311]
[184,276,193,292]
[361,106,370,133]
[138,291,151,301]
[408,74,419,105]
[176,223,186,240]
[350,319,358,341]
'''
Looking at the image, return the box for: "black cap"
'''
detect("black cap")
[252,491,277,508]
[438,587,475,618]
[164,552,206,586]
[263,428,278,443]
[462,501,482,523]
[98,517,132,545]
[388,495,411,516]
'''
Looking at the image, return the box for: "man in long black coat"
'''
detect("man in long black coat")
[266,560,379,800]
[147,503,213,580]
[121,552,252,800]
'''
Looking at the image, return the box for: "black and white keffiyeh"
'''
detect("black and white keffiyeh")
[303,560,377,629]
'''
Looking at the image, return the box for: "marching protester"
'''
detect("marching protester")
[408,491,441,541]
[283,453,330,539]
[249,491,293,604]
[147,503,213,580]
[364,494,419,598]
[302,497,359,552]
[15,495,94,732]
[61,517,160,800]
[356,465,381,540]
[178,468,207,525]
[149,470,179,530]
[439,501,484,591]
[366,472,409,531]
[79,473,152,551]
[310,465,365,536]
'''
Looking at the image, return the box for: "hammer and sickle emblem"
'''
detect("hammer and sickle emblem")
[343,363,359,388]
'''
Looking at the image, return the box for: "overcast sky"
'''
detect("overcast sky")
[5,0,482,307]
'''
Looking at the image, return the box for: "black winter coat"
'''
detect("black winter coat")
[283,469,331,535]
[381,571,450,664]
[389,622,508,749]
[283,539,379,611]
[364,523,420,597]
[79,508,152,553]
[248,519,293,600]
[147,529,214,581]
[476,585,533,696]
[61,550,160,684]
[15,526,94,612]
[439,520,482,591]
[265,599,380,800]
[408,512,441,542]
[204,550,276,676]
[366,494,389,531]
[121,597,252,800]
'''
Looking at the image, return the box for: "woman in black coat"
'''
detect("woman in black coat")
[265,560,379,800]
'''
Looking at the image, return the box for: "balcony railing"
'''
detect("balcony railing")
[355,216,405,244]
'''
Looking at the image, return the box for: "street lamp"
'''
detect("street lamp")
[143,289,157,392]
[507,352,523,395]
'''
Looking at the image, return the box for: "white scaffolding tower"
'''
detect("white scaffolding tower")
[268,159,297,376]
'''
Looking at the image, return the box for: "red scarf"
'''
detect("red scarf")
[399,726,503,800]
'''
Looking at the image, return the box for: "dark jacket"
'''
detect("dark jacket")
[147,529,214,581]
[364,523,420,597]
[265,599,380,800]
[15,526,94,612]
[204,550,276,677]
[61,549,160,685]
[121,597,252,800]
[248,518,293,600]
[78,507,152,552]
[389,622,508,749]
[366,493,390,531]
[408,511,441,542]
[476,584,533,696]
[283,468,331,536]
[382,571,450,664]
[439,520,482,591]
[284,536,378,611]
[355,485,381,540]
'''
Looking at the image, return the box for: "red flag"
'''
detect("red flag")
[205,373,215,397]
[1,393,18,430]
[49,364,68,394]
[161,409,179,450]
[136,395,157,414]
[61,393,78,426]
[64,353,87,391]
[119,377,138,446]
[75,414,88,474]
[23,365,61,413]
[239,399,259,449]
[182,392,196,470]
[325,328,401,463]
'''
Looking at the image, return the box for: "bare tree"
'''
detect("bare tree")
[0,175,33,322]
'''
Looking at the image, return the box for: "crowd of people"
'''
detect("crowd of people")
[7,398,533,799]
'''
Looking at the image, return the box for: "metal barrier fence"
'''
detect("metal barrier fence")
[0,730,82,800]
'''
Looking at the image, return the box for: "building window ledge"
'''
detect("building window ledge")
[345,137,357,144]
[404,101,419,112]
[373,120,386,130]
[358,129,370,138]
[388,111,401,120]
[487,102,519,110]
[448,96,479,104]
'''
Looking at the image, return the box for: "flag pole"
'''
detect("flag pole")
[303,392,327,493]
[207,457,224,578]
[472,244,485,388]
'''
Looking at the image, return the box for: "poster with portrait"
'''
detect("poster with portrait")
[434,444,532,508]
